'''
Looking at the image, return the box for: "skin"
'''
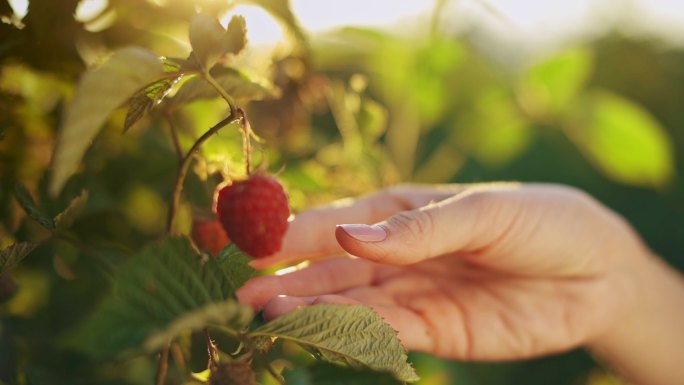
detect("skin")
[237,183,684,385]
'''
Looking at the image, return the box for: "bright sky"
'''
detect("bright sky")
[8,0,684,51]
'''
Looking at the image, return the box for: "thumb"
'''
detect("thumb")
[335,194,482,265]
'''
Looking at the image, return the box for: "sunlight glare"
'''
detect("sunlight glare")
[221,5,284,46]
[7,0,27,18]
[75,0,109,22]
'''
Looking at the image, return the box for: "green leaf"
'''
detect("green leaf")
[284,362,404,385]
[54,189,88,229]
[123,77,179,132]
[216,243,256,289]
[50,47,169,196]
[14,184,55,230]
[168,68,280,107]
[250,304,419,383]
[243,0,307,44]
[70,236,253,357]
[0,242,39,274]
[566,90,674,188]
[521,48,593,114]
[189,13,247,70]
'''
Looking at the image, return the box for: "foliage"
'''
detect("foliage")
[1,1,683,385]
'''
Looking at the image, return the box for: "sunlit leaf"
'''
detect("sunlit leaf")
[250,304,419,382]
[459,89,533,167]
[69,236,252,357]
[189,14,247,70]
[222,15,248,57]
[168,68,280,107]
[284,362,404,385]
[0,242,39,274]
[123,77,179,132]
[50,47,168,196]
[14,184,54,230]
[216,243,255,288]
[54,189,88,229]
[521,48,593,115]
[566,90,674,187]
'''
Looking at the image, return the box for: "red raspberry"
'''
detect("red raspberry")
[192,219,230,256]
[215,174,290,258]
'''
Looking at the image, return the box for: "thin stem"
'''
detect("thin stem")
[203,71,238,117]
[155,343,170,385]
[170,343,187,375]
[204,327,219,369]
[166,114,238,234]
[237,108,251,175]
[164,110,184,161]
[258,354,286,385]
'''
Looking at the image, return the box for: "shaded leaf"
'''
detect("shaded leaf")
[50,47,168,196]
[123,77,179,132]
[566,90,674,188]
[284,362,404,385]
[0,242,39,274]
[54,189,88,229]
[168,68,279,107]
[69,236,252,357]
[250,304,418,382]
[14,184,54,230]
[189,14,247,70]
[216,243,255,289]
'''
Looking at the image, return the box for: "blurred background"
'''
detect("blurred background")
[1,0,683,384]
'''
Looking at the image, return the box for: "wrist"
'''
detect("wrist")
[588,249,684,385]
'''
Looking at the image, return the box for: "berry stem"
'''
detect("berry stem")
[167,114,238,234]
[237,108,252,175]
[154,342,170,385]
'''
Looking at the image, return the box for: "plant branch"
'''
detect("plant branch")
[166,113,238,234]
[155,343,170,385]
[164,110,184,161]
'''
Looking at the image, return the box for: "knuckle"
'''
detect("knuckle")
[387,209,435,243]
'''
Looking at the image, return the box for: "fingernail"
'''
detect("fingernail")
[337,224,387,242]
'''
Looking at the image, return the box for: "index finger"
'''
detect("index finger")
[251,184,465,269]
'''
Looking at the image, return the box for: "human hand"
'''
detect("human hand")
[238,183,653,361]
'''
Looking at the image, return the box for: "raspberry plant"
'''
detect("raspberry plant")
[1,5,417,385]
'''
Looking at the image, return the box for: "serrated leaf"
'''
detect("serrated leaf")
[144,301,252,351]
[284,362,404,385]
[124,77,179,132]
[243,0,307,44]
[50,47,169,196]
[216,243,255,288]
[54,189,88,229]
[566,90,674,188]
[168,68,280,107]
[14,184,54,230]
[250,304,418,383]
[0,242,39,274]
[70,236,253,357]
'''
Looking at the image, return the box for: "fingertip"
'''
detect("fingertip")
[263,296,312,320]
[235,275,281,310]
